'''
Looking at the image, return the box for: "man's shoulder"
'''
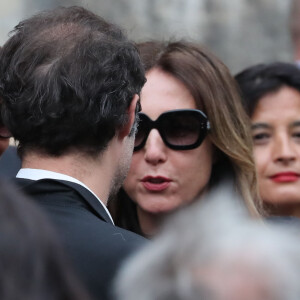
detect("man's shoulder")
[14,177,146,246]
[55,203,146,251]
[96,222,147,249]
[14,177,112,221]
[14,178,147,300]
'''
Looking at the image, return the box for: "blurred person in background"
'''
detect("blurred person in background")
[109,40,262,237]
[0,6,146,300]
[0,47,11,157]
[0,180,91,300]
[0,52,21,177]
[236,62,300,218]
[0,105,20,180]
[115,182,300,300]
[0,111,10,156]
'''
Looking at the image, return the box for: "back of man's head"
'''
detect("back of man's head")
[0,6,145,157]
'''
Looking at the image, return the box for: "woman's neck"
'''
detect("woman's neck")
[136,206,165,238]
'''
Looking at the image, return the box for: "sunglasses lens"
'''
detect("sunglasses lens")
[162,113,203,147]
[134,114,148,150]
[134,110,209,151]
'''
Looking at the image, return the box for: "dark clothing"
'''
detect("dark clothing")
[0,146,21,178]
[109,188,144,236]
[15,178,146,300]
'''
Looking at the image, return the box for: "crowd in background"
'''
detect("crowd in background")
[0,2,300,300]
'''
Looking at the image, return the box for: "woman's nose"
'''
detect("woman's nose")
[273,135,297,164]
[144,129,168,165]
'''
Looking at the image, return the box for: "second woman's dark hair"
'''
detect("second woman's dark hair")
[235,62,300,116]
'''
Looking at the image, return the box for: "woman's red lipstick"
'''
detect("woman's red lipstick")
[270,172,300,183]
[141,176,171,192]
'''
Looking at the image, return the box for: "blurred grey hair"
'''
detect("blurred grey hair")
[114,180,300,300]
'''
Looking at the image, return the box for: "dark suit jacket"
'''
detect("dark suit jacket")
[15,178,146,300]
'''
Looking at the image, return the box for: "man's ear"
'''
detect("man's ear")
[118,94,139,139]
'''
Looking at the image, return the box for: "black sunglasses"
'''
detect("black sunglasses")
[134,109,210,151]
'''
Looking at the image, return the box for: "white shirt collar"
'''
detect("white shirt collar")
[16,168,114,224]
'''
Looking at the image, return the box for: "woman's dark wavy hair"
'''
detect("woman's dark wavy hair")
[0,180,91,300]
[0,6,146,157]
[235,62,300,116]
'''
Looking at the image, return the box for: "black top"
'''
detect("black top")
[15,178,147,300]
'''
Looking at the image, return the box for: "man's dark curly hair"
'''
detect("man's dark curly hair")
[0,6,146,157]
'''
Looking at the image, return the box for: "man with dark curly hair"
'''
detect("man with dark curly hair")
[0,6,146,300]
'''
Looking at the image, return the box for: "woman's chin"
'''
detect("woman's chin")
[138,201,180,215]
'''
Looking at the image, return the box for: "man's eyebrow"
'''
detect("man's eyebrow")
[251,123,271,130]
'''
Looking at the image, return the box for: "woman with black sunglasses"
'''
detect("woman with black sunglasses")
[108,40,262,237]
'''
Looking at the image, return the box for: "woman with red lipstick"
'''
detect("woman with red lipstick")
[109,40,261,237]
[236,62,300,218]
